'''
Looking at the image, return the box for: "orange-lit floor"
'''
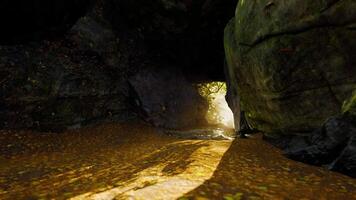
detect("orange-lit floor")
[0,122,355,200]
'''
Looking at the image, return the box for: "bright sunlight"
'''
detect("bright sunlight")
[197,82,235,129]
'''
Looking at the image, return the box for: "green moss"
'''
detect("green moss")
[224,0,356,135]
[342,91,356,116]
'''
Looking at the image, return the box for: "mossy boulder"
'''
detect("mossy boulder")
[225,0,356,134]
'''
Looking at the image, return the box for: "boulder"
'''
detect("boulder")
[285,114,356,178]
[265,91,356,177]
[0,14,132,131]
[128,67,209,129]
[224,0,356,134]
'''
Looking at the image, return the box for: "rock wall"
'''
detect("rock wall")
[0,1,135,131]
[225,0,356,135]
[285,92,356,178]
[0,22,132,131]
[0,0,236,131]
[129,67,208,129]
[224,0,356,177]
[103,0,237,80]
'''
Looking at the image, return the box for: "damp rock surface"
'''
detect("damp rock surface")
[129,67,209,129]
[284,92,356,178]
[0,0,237,131]
[0,18,131,131]
[224,0,356,134]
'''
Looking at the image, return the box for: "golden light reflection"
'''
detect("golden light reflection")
[70,141,231,200]
[2,123,355,199]
[197,82,235,129]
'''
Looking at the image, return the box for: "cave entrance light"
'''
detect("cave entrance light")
[197,82,235,130]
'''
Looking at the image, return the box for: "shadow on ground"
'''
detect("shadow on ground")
[1,123,355,200]
[182,134,356,200]
[0,122,229,200]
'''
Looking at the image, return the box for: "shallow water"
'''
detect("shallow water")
[0,122,355,200]
[163,127,236,140]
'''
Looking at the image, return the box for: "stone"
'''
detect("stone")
[128,67,209,129]
[0,0,235,131]
[0,14,132,131]
[328,135,356,178]
[285,115,356,177]
[266,91,356,177]
[224,0,356,134]
[225,58,241,131]
[69,15,120,68]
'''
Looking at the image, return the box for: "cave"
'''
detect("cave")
[0,0,356,199]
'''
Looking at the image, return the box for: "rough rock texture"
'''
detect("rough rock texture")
[285,114,356,178]
[225,60,241,130]
[104,0,237,80]
[69,16,120,69]
[129,67,208,129]
[0,13,133,131]
[264,92,356,177]
[0,0,95,44]
[224,0,356,134]
[1,0,227,131]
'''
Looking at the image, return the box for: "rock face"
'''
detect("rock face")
[104,0,237,80]
[129,67,208,129]
[224,0,356,134]
[285,115,356,177]
[262,92,356,177]
[1,0,226,131]
[0,12,133,131]
[225,61,241,130]
[0,0,95,44]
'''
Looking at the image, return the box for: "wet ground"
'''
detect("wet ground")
[0,121,355,200]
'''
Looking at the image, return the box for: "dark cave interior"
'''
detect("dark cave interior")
[0,0,355,199]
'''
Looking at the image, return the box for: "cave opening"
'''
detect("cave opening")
[127,67,235,140]
[196,81,235,130]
